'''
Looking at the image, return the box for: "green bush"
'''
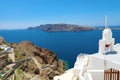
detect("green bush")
[0,48,4,51]
[15,52,26,60]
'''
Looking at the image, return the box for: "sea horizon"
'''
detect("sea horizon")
[0,28,120,68]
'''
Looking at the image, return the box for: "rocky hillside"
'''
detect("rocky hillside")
[27,23,95,32]
[0,37,65,80]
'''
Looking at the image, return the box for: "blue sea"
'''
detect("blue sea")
[0,29,120,68]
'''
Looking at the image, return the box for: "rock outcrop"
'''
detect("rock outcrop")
[0,36,5,44]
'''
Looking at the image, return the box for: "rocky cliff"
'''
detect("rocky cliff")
[27,23,95,32]
[11,41,65,80]
[0,37,65,80]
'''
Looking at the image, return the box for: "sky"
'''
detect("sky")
[0,0,120,29]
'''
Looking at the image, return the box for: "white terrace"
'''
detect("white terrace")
[54,26,120,80]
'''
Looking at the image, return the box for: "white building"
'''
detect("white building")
[54,27,120,80]
[0,45,15,62]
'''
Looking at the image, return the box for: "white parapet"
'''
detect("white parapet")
[87,73,93,80]
[53,69,74,80]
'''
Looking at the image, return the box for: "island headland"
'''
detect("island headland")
[27,23,95,32]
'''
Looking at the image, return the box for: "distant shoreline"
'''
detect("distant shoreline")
[95,28,120,30]
[1,28,120,31]
[1,25,120,31]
